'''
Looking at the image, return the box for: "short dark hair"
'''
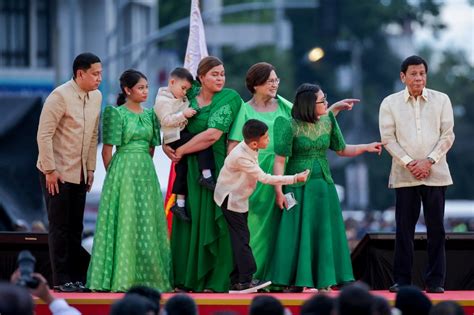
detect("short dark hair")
[72,52,101,78]
[292,83,321,123]
[372,295,391,315]
[126,285,161,313]
[429,301,464,315]
[170,67,194,84]
[301,294,334,315]
[401,55,428,74]
[249,296,284,315]
[242,119,268,143]
[395,286,432,315]
[117,69,148,106]
[337,284,374,315]
[0,282,35,315]
[164,294,197,315]
[110,294,157,315]
[246,62,276,94]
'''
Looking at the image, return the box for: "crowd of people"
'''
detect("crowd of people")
[33,50,455,297]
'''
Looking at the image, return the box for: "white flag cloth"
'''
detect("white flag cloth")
[184,0,209,77]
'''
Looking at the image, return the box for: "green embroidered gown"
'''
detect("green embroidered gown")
[228,96,292,279]
[267,112,354,289]
[86,106,172,292]
[170,86,242,292]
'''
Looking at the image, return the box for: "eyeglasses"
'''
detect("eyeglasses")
[315,93,327,104]
[266,78,280,85]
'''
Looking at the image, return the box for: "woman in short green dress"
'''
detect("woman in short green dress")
[268,83,383,291]
[86,70,172,292]
[228,62,359,280]
[165,57,243,292]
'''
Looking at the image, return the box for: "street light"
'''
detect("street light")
[308,47,324,62]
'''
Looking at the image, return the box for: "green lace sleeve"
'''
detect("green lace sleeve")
[274,116,293,157]
[102,106,122,146]
[329,111,346,151]
[150,109,161,147]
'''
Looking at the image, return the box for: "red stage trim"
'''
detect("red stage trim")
[34,291,474,315]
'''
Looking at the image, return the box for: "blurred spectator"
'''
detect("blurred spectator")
[0,282,34,315]
[429,301,464,315]
[110,293,156,315]
[249,295,285,315]
[164,294,198,315]
[395,286,432,315]
[336,282,373,315]
[372,295,392,315]
[125,285,161,315]
[300,294,334,315]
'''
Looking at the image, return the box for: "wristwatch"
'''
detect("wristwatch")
[427,157,435,164]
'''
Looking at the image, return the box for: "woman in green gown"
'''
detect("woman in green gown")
[164,56,243,292]
[86,70,172,292]
[228,62,359,281]
[268,83,383,291]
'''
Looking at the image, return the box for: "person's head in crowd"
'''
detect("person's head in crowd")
[116,69,148,106]
[337,282,374,315]
[429,301,464,315]
[0,282,34,315]
[72,52,102,92]
[395,286,432,315]
[372,295,392,315]
[196,56,225,93]
[249,295,284,315]
[126,285,162,314]
[292,83,327,123]
[300,294,334,315]
[242,119,269,150]
[168,67,194,100]
[400,55,428,98]
[164,294,198,315]
[110,293,156,315]
[245,62,279,98]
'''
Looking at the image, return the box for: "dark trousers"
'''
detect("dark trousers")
[39,172,87,286]
[221,197,256,285]
[394,185,447,287]
[169,129,215,195]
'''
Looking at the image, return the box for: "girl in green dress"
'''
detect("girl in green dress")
[228,62,360,281]
[86,70,172,292]
[163,57,243,292]
[268,83,383,291]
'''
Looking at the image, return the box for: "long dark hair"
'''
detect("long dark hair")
[116,69,148,106]
[291,83,321,123]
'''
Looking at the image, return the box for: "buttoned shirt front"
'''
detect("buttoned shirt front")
[37,79,102,184]
[214,141,297,213]
[379,87,454,188]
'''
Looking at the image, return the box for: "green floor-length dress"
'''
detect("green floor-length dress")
[267,112,354,289]
[170,85,243,292]
[86,106,172,292]
[228,96,292,279]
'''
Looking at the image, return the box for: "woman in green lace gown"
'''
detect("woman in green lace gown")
[164,57,243,292]
[86,70,172,292]
[228,62,359,281]
[267,83,383,290]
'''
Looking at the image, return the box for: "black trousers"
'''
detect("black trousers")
[394,185,447,287]
[221,197,256,285]
[169,129,215,195]
[39,172,87,286]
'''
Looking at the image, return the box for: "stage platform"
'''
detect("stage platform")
[34,291,474,315]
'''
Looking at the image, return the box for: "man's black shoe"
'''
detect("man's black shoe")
[56,282,77,292]
[389,283,401,293]
[198,175,216,191]
[171,204,191,221]
[74,281,91,293]
[426,286,444,293]
[229,279,271,294]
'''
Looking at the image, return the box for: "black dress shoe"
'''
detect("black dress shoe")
[389,283,401,293]
[171,204,191,221]
[74,281,91,293]
[426,286,444,293]
[56,282,77,292]
[198,175,216,191]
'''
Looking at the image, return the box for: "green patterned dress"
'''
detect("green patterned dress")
[228,96,292,279]
[267,112,354,289]
[86,106,172,292]
[170,87,243,292]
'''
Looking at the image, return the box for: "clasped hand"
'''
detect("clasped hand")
[407,159,432,180]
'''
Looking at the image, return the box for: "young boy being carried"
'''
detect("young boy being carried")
[155,67,216,222]
[214,119,309,293]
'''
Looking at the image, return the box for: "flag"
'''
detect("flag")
[165,0,209,232]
